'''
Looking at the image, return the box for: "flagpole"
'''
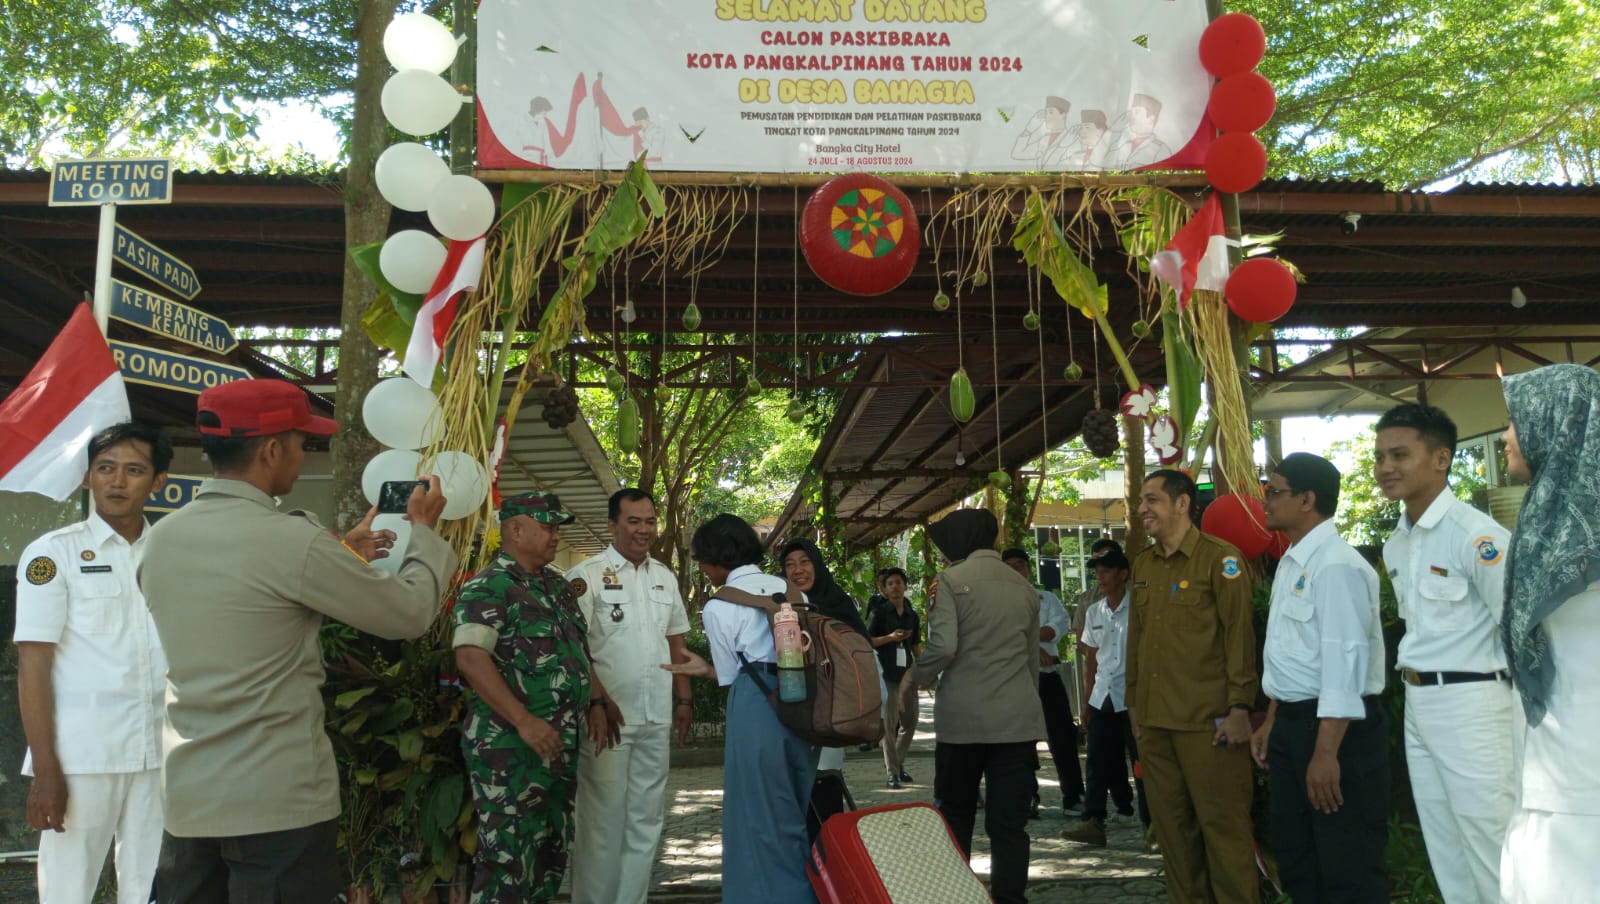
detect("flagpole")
[92,203,116,333]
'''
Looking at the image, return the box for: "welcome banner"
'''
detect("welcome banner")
[477,0,1215,174]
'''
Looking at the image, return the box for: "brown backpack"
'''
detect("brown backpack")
[713,582,886,748]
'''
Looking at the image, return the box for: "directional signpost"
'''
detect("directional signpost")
[146,475,205,513]
[112,224,202,300]
[109,280,236,354]
[108,340,249,395]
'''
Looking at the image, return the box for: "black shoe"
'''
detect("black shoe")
[887,773,902,789]
[898,770,913,784]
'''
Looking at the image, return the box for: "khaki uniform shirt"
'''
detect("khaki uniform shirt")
[1126,527,1258,732]
[909,549,1048,745]
[139,478,458,837]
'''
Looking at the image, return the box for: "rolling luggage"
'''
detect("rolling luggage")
[807,802,993,903]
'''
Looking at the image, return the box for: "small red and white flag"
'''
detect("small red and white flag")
[0,303,131,500]
[403,236,487,387]
[1150,194,1231,308]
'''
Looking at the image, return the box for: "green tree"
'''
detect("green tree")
[1330,422,1492,547]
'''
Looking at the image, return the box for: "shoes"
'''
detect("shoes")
[1109,807,1135,825]
[1144,824,1160,853]
[1060,819,1107,847]
[898,770,913,784]
[887,773,902,789]
[858,742,879,752]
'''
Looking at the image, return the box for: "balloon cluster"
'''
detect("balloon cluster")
[360,377,490,522]
[541,384,581,429]
[1080,408,1122,459]
[376,14,495,294]
[1199,13,1298,324]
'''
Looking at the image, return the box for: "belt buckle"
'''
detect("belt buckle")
[1403,668,1423,686]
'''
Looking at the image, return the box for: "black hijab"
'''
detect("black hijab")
[926,508,999,563]
[778,538,869,638]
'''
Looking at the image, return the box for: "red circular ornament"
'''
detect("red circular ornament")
[1208,72,1277,134]
[1201,492,1272,559]
[801,175,921,296]
[1205,132,1267,194]
[1226,258,1298,322]
[1199,13,1267,77]
[1265,530,1290,560]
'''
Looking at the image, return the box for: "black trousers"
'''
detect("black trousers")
[1031,670,1083,804]
[1266,699,1390,904]
[934,740,1035,904]
[1082,698,1150,824]
[157,818,340,904]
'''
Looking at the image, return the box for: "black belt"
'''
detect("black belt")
[747,661,778,675]
[1402,668,1509,687]
[1276,695,1380,720]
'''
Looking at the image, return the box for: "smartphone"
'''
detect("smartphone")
[377,479,428,514]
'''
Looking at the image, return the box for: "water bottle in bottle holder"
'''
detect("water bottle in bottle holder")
[773,603,812,702]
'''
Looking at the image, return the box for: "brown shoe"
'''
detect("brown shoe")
[1060,819,1107,847]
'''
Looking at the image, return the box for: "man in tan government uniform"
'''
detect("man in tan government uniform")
[140,379,459,903]
[1127,469,1260,904]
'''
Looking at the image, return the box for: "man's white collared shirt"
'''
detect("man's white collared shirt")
[1081,590,1131,711]
[1262,519,1385,718]
[566,544,690,725]
[1383,490,1511,672]
[1037,588,1070,671]
[14,515,165,775]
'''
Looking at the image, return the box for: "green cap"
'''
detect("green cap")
[499,491,575,525]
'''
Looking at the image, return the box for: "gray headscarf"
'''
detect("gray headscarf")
[1501,364,1600,724]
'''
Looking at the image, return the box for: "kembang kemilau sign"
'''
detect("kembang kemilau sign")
[476,0,1214,173]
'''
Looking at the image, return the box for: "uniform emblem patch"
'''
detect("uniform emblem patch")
[570,578,588,596]
[80,550,95,562]
[1474,536,1502,565]
[1220,556,1242,579]
[1293,572,1308,593]
[25,556,57,585]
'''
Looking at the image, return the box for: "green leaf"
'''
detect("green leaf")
[334,686,378,709]
[350,241,424,322]
[1161,307,1203,440]
[359,292,411,358]
[354,767,378,786]
[396,728,424,763]
[367,697,415,735]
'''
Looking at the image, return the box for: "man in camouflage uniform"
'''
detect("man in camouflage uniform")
[453,491,621,903]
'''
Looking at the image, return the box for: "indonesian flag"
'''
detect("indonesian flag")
[403,237,487,387]
[0,303,131,500]
[1150,194,1231,308]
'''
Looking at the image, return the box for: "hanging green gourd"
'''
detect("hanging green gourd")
[617,398,641,453]
[1064,361,1083,381]
[682,301,702,331]
[950,367,975,422]
[988,470,1010,491]
[1023,311,1040,331]
[786,398,807,423]
[933,291,950,311]
[605,369,624,393]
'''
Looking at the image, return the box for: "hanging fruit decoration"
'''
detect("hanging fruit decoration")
[1080,409,1121,459]
[988,470,1010,491]
[785,399,807,423]
[617,398,641,453]
[800,174,921,296]
[932,291,951,311]
[681,301,702,330]
[949,367,976,422]
[1063,361,1084,381]
[1023,311,1040,331]
[604,369,624,393]
[541,383,580,429]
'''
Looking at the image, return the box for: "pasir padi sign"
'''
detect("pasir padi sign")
[477,0,1212,173]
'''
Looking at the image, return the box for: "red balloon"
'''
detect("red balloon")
[1226,258,1298,322]
[1209,72,1277,134]
[1200,13,1267,78]
[1265,531,1290,560]
[1205,132,1267,194]
[1201,492,1273,559]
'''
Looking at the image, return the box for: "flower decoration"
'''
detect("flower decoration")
[1149,415,1183,464]
[1120,384,1158,419]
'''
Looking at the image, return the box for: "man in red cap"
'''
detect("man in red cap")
[139,379,460,903]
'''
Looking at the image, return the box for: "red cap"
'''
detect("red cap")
[196,379,338,438]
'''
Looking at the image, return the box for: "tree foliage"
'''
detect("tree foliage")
[1250,0,1600,188]
[1329,423,1491,547]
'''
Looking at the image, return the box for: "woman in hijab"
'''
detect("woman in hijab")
[1498,364,1600,902]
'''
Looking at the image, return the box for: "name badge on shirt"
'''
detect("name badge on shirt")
[80,565,113,574]
[895,646,907,668]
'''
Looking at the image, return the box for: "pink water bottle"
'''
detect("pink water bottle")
[773,603,809,702]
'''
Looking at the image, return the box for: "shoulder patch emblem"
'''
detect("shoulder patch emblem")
[570,577,588,596]
[25,556,57,585]
[1220,556,1242,579]
[1474,536,1503,565]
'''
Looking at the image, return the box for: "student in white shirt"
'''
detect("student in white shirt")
[1252,453,1389,902]
[1376,404,1514,903]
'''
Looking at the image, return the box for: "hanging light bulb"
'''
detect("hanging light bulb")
[955,450,966,466]
[620,298,637,324]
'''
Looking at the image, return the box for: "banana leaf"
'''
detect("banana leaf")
[1162,305,1203,440]
[1012,191,1103,317]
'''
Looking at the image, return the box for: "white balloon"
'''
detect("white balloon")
[379,230,446,295]
[431,451,489,521]
[375,143,449,212]
[361,449,422,506]
[362,378,444,450]
[384,13,459,75]
[381,70,465,137]
[427,175,496,241]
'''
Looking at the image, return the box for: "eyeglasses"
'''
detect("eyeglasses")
[1263,486,1299,499]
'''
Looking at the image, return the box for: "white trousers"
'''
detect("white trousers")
[1404,680,1517,904]
[569,720,671,904]
[1501,808,1600,904]
[38,770,162,904]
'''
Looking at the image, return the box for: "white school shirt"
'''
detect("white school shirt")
[1081,590,1130,711]
[1383,490,1510,672]
[566,544,690,726]
[13,515,166,775]
[1038,588,1070,671]
[701,565,789,686]
[1261,519,1386,719]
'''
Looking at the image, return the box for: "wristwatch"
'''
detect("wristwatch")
[589,697,609,709]
[1230,703,1251,712]
[674,697,693,708]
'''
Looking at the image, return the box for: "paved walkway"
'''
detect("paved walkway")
[633,699,1169,903]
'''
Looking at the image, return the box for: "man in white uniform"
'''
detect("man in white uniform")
[566,488,693,904]
[14,422,170,904]
[1376,403,1515,903]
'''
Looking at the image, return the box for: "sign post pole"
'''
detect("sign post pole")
[93,205,117,332]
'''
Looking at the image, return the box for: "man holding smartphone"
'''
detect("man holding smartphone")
[139,379,458,903]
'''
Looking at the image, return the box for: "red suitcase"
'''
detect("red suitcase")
[807,802,993,903]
